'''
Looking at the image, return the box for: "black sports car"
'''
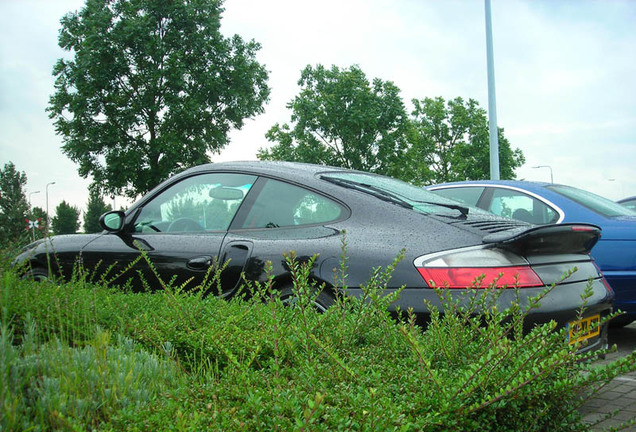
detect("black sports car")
[15,161,612,350]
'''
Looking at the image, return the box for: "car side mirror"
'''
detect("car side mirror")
[99,210,126,232]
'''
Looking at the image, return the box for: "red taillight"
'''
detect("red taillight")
[592,262,614,295]
[417,266,544,289]
[600,277,613,295]
[570,225,596,232]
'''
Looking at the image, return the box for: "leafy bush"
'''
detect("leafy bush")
[1,248,635,431]
[0,316,182,431]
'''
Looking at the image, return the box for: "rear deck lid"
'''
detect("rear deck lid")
[482,223,601,256]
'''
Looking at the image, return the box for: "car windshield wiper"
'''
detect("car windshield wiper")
[410,200,469,217]
[321,177,413,209]
[322,176,469,217]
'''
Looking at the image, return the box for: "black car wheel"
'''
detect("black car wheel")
[279,285,334,313]
[22,267,49,282]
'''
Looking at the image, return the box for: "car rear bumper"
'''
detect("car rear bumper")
[349,276,613,339]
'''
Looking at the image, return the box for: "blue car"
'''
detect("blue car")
[428,180,636,326]
[618,196,636,212]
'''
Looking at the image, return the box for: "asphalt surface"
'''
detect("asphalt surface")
[580,322,636,431]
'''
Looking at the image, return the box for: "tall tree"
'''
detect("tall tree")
[404,97,525,185]
[52,201,81,235]
[48,0,270,199]
[84,189,112,233]
[0,162,29,247]
[259,64,409,178]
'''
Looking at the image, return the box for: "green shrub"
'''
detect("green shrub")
[1,248,635,431]
[0,316,183,431]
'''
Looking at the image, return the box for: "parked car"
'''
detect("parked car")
[618,196,636,212]
[15,162,612,349]
[428,180,636,326]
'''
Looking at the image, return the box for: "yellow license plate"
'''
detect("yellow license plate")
[567,314,600,344]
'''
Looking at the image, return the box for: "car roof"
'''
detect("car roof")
[429,179,636,229]
[183,160,356,181]
[429,179,554,189]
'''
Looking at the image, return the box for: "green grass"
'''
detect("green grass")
[1,251,635,431]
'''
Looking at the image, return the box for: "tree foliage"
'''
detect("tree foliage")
[48,0,270,199]
[259,65,409,178]
[84,190,112,233]
[0,162,29,247]
[52,201,81,235]
[260,65,525,184]
[404,96,525,185]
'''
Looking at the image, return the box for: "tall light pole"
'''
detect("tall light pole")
[532,165,553,183]
[485,0,500,180]
[29,190,40,206]
[46,181,56,234]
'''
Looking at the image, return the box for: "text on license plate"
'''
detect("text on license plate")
[567,314,600,344]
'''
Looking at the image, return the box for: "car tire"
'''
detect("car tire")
[279,284,335,313]
[22,267,49,282]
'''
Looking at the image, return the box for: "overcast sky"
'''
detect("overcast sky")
[1,0,635,216]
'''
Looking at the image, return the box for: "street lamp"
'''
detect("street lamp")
[485,0,500,180]
[46,182,56,234]
[532,165,553,183]
[29,190,40,206]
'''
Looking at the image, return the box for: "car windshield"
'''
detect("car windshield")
[321,172,478,217]
[547,184,636,218]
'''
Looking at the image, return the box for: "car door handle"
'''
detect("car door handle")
[186,256,213,270]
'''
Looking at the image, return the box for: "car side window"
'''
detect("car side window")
[432,187,485,206]
[134,173,256,233]
[489,188,558,225]
[239,179,344,229]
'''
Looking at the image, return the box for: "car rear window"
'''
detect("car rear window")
[321,172,482,217]
[547,185,636,218]
[431,186,485,207]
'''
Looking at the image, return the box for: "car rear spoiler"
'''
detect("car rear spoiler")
[482,223,601,256]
